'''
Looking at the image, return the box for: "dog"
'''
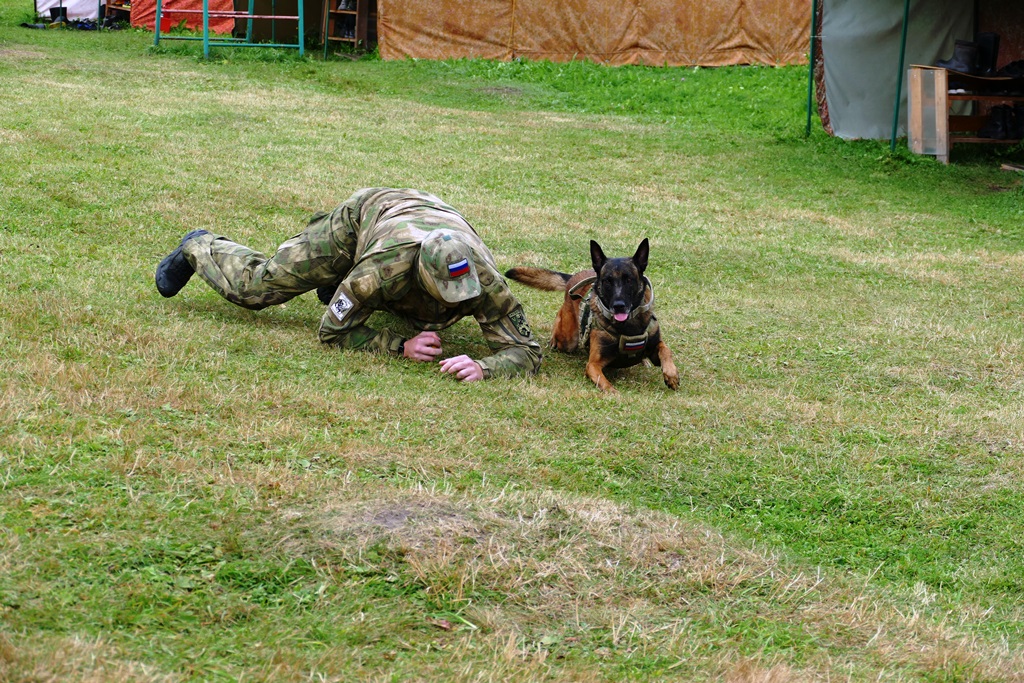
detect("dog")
[506,238,678,392]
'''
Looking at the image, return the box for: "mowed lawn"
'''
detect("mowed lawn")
[2,4,1024,681]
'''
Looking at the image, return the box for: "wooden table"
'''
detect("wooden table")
[908,65,1024,164]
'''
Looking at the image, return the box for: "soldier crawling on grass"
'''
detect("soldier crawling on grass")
[154,187,542,382]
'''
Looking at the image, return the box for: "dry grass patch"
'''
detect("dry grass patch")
[0,633,175,683]
[0,48,47,60]
[286,485,1024,680]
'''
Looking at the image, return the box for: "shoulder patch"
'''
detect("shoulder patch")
[330,292,354,321]
[509,308,533,338]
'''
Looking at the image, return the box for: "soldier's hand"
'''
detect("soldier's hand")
[403,331,443,361]
[439,355,484,382]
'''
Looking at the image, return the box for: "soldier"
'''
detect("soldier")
[155,188,541,381]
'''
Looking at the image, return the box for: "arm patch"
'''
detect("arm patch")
[509,308,533,338]
[330,291,355,321]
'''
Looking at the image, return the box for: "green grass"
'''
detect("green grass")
[3,4,1024,681]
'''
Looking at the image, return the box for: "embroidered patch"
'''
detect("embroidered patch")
[509,308,533,338]
[448,258,470,278]
[330,292,354,320]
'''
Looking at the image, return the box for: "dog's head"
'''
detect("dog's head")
[590,238,649,323]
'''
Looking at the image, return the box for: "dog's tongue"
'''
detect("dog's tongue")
[614,313,629,322]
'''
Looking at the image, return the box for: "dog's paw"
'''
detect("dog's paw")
[663,371,679,391]
[550,339,576,353]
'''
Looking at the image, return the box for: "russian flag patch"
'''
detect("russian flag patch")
[448,258,470,278]
[623,339,646,353]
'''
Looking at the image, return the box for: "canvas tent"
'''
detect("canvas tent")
[377,0,810,67]
[34,0,233,30]
[813,0,1024,140]
[35,0,100,20]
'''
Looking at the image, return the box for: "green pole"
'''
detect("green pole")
[890,0,911,151]
[805,0,819,136]
[154,0,163,45]
[202,0,210,58]
[246,0,253,43]
[322,0,329,59]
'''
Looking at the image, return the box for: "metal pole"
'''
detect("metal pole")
[154,0,163,45]
[246,0,254,42]
[890,0,911,151]
[805,0,819,136]
[203,0,210,57]
[322,0,329,59]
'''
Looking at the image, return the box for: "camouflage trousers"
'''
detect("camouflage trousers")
[182,193,368,310]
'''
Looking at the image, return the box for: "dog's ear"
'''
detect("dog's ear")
[632,238,649,276]
[590,240,607,274]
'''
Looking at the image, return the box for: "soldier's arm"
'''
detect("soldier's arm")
[473,297,543,379]
[317,271,407,356]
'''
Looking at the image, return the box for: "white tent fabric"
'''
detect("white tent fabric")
[35,0,103,20]
[821,0,972,139]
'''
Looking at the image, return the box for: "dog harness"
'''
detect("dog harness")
[569,275,659,359]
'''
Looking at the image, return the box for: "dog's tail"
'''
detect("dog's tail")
[505,267,572,292]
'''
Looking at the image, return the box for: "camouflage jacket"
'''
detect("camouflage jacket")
[317,188,542,378]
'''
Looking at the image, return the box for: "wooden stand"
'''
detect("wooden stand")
[321,0,373,55]
[104,0,130,22]
[908,65,1024,164]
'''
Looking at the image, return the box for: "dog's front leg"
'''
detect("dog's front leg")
[656,341,679,390]
[585,336,617,393]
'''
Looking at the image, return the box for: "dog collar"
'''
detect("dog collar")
[570,276,655,322]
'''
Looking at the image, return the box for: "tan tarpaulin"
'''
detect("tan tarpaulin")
[132,0,234,33]
[378,0,809,66]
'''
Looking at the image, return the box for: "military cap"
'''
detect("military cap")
[417,230,482,303]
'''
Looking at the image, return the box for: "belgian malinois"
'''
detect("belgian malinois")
[506,239,678,392]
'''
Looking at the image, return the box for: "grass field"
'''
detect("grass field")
[3,4,1024,681]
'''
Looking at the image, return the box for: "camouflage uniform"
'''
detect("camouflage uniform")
[181,188,541,378]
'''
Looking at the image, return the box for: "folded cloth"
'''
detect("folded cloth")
[997,60,1024,78]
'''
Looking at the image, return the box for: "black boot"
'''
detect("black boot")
[936,40,979,74]
[1012,104,1024,139]
[978,105,1012,140]
[974,32,1000,77]
[996,105,1013,139]
[316,282,339,305]
[155,229,210,297]
[1009,105,1024,140]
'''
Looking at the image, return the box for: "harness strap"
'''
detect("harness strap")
[568,275,596,300]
